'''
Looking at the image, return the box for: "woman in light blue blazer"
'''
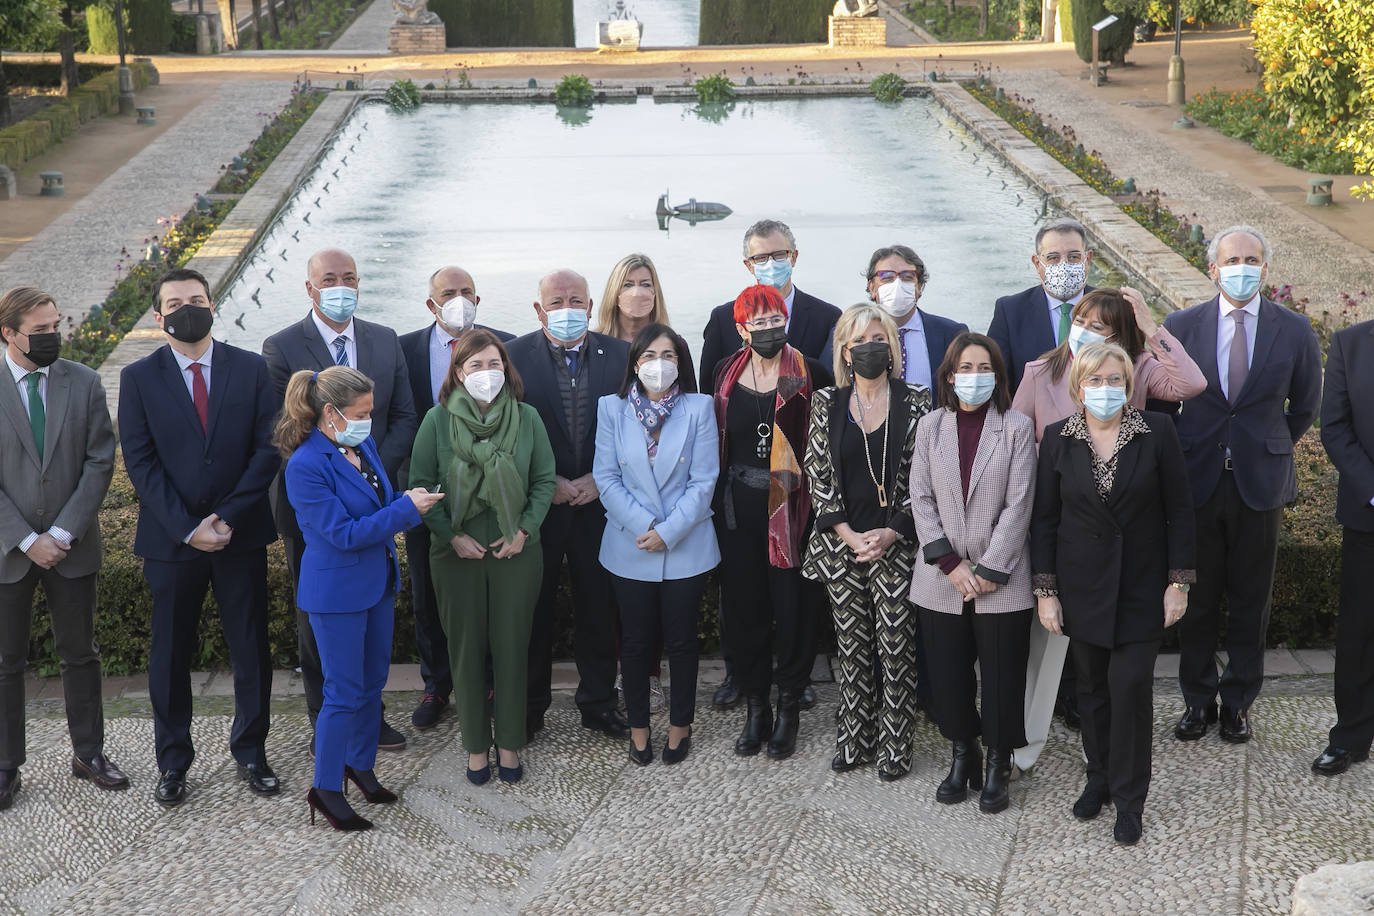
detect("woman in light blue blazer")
[594,323,720,766]
[276,366,443,831]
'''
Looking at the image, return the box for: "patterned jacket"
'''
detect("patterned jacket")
[801,380,930,585]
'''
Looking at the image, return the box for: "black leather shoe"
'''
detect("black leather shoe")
[238,762,280,796]
[1174,703,1218,741]
[767,689,801,760]
[1072,782,1111,820]
[378,720,407,751]
[735,693,772,756]
[1219,706,1252,743]
[628,734,654,766]
[527,711,546,742]
[1114,810,1143,845]
[155,770,187,807]
[936,740,983,805]
[662,728,691,765]
[411,693,448,730]
[978,747,1012,813]
[1312,746,1369,776]
[72,754,130,790]
[877,763,910,782]
[0,769,19,811]
[581,708,632,739]
[713,674,741,709]
[830,752,870,773]
[798,685,816,710]
[1054,696,1081,731]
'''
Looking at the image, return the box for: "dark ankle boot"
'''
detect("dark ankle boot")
[735,693,773,757]
[979,747,1012,813]
[936,740,984,805]
[767,689,801,760]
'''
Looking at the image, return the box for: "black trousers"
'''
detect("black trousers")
[1331,528,1374,751]
[404,524,452,700]
[0,567,104,770]
[612,573,707,728]
[1074,638,1159,817]
[527,507,617,715]
[144,549,271,773]
[919,604,1031,751]
[714,492,813,696]
[1177,469,1283,710]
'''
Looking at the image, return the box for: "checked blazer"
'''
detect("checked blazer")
[907,405,1037,615]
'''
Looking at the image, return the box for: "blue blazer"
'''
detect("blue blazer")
[820,308,967,385]
[593,392,721,582]
[118,342,280,562]
[1162,295,1322,511]
[285,428,422,614]
[987,283,1096,395]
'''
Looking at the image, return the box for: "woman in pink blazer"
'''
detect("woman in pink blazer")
[1013,286,1206,443]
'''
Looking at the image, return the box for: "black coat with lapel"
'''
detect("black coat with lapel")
[698,286,841,393]
[1321,319,1374,532]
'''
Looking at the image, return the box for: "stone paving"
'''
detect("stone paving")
[330,0,394,53]
[3,664,1369,915]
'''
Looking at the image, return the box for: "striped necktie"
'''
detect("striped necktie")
[332,335,349,367]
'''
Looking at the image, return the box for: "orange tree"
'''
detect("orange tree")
[1251,0,1374,199]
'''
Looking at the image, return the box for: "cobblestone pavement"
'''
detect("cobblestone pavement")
[330,0,393,53]
[3,676,1367,915]
[0,80,295,329]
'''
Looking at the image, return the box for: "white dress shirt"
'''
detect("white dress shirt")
[7,351,71,551]
[782,285,796,332]
[1216,294,1261,401]
[1044,287,1086,344]
[170,338,214,400]
[312,310,357,368]
[896,309,932,392]
[429,322,459,404]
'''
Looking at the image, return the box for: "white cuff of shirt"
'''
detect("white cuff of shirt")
[20,532,39,553]
[183,529,197,544]
[48,526,73,547]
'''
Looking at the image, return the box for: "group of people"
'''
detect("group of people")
[0,212,1363,847]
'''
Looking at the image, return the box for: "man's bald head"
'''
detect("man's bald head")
[306,248,359,288]
[537,269,590,308]
[429,266,478,303]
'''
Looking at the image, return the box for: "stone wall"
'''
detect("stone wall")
[827,14,886,46]
[389,23,446,54]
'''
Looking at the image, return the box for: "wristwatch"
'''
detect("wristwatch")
[1170,582,1190,593]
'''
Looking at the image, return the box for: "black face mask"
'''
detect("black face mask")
[19,331,62,368]
[163,305,214,343]
[848,341,891,380]
[748,326,787,359]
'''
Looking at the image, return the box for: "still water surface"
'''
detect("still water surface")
[216,96,1052,362]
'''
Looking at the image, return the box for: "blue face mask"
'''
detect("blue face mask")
[1067,323,1108,357]
[317,285,358,323]
[1082,385,1128,421]
[543,307,588,344]
[1217,263,1263,302]
[330,407,371,447]
[952,372,996,407]
[753,258,793,291]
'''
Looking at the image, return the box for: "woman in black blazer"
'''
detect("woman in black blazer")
[1030,341,1195,846]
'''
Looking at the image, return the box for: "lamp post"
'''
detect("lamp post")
[114,0,136,115]
[1166,0,1194,127]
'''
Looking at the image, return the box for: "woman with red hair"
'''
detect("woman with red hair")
[711,284,833,760]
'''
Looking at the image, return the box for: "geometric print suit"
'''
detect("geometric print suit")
[802,379,931,778]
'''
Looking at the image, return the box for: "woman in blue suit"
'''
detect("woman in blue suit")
[276,366,443,831]
[594,323,720,766]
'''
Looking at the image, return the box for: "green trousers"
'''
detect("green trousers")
[431,507,543,753]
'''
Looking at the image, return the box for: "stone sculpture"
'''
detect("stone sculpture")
[393,0,441,25]
[832,0,879,16]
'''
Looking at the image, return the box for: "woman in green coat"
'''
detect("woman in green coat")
[408,329,556,785]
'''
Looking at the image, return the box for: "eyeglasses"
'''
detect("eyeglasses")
[1084,375,1126,387]
[746,250,793,265]
[638,350,679,363]
[872,270,919,284]
[1038,252,1086,265]
[744,315,786,330]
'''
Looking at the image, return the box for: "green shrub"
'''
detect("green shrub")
[0,62,150,171]
[1185,87,1356,174]
[426,0,574,47]
[86,4,121,54]
[554,73,594,107]
[1270,435,1340,647]
[1058,0,1073,43]
[384,78,422,112]
[694,72,736,104]
[870,72,905,102]
[698,0,833,44]
[127,0,174,53]
[902,0,1020,41]
[1071,0,1135,63]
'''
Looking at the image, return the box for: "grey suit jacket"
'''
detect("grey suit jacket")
[907,405,1036,614]
[0,358,116,583]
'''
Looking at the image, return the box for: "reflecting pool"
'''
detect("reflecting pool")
[216,96,1052,362]
[572,0,700,47]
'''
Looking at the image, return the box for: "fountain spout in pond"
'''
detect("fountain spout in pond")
[655,193,732,229]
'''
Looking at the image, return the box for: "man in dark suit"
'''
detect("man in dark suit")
[261,248,418,751]
[1314,319,1374,775]
[118,268,282,807]
[507,269,630,741]
[987,218,1096,395]
[0,286,123,810]
[698,218,841,394]
[398,265,514,730]
[1163,225,1321,743]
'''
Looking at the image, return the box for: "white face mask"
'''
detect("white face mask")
[437,296,476,332]
[876,279,918,318]
[463,369,504,403]
[1041,261,1087,302]
[637,358,678,393]
[1067,323,1108,356]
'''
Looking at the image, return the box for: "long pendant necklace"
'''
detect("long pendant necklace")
[853,385,890,508]
[749,360,775,461]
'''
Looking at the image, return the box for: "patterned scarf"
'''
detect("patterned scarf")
[628,383,681,458]
[713,345,814,569]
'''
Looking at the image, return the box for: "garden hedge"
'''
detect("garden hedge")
[0,62,151,171]
[1069,0,1134,64]
[698,0,833,45]
[426,0,574,47]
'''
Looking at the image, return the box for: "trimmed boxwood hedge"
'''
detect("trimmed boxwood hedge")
[698,0,833,45]
[426,0,574,47]
[0,62,152,171]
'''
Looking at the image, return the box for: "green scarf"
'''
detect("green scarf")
[444,387,526,543]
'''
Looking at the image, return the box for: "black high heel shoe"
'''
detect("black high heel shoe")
[344,766,398,804]
[307,787,372,831]
[628,733,654,766]
[662,727,691,765]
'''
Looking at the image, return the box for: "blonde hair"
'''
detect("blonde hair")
[273,366,374,457]
[0,286,56,334]
[593,253,670,339]
[831,303,903,384]
[1068,341,1135,408]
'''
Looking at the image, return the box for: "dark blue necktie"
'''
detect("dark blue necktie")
[566,348,579,380]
